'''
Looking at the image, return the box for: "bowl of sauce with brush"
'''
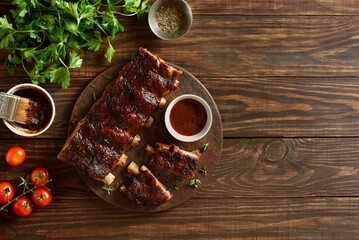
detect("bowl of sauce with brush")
[165,94,212,142]
[4,83,55,137]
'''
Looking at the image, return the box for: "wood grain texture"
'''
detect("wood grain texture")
[1,1,359,239]
[1,138,359,200]
[1,136,359,239]
[1,139,359,238]
[2,76,359,139]
[1,16,359,80]
[1,197,359,239]
[202,77,359,137]
[3,1,359,15]
[204,138,359,198]
[189,0,359,15]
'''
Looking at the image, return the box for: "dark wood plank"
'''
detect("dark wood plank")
[203,138,359,198]
[190,0,359,15]
[1,1,358,239]
[3,1,359,15]
[203,77,359,137]
[1,138,359,199]
[1,197,359,239]
[2,16,359,80]
[2,76,359,139]
[1,138,359,238]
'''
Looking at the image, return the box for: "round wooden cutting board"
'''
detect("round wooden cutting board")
[69,63,223,212]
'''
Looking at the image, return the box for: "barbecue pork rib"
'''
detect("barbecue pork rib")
[146,143,201,180]
[120,161,172,206]
[57,48,182,184]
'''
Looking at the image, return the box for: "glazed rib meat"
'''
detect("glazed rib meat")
[120,162,172,206]
[146,143,201,180]
[57,48,182,184]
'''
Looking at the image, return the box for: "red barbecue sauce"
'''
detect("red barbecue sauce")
[170,99,207,136]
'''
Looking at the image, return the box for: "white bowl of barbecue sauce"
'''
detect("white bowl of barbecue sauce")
[165,94,212,142]
[4,83,55,137]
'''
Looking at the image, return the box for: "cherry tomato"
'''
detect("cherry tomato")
[32,187,52,208]
[5,146,26,167]
[0,182,15,204]
[30,168,49,186]
[12,196,33,217]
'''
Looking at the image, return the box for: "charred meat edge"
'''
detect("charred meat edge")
[58,48,181,184]
[120,161,172,206]
[146,143,201,179]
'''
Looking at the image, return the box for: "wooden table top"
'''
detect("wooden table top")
[1,0,359,239]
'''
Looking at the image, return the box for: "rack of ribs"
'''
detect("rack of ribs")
[57,48,182,184]
[146,143,201,180]
[120,162,172,206]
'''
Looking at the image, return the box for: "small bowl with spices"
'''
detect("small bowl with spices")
[165,94,212,142]
[4,83,55,137]
[148,0,193,40]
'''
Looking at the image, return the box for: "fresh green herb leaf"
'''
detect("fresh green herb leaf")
[199,166,208,176]
[88,31,102,51]
[0,0,151,88]
[0,16,13,30]
[102,185,114,195]
[105,75,113,81]
[114,181,120,190]
[0,34,14,49]
[174,184,180,191]
[138,0,150,21]
[68,51,83,69]
[201,143,209,152]
[102,181,120,195]
[105,41,115,63]
[51,67,71,89]
[189,178,201,188]
[93,92,97,101]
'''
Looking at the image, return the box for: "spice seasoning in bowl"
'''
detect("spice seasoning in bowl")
[156,3,185,34]
[149,0,192,40]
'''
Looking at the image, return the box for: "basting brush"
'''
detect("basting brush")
[0,92,40,125]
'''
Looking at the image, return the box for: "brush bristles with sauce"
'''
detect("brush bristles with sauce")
[15,97,41,126]
[0,92,41,127]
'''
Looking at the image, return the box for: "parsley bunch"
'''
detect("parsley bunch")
[0,0,150,88]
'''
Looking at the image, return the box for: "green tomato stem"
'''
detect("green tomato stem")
[0,179,52,212]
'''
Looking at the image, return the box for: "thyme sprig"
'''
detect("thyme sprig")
[201,143,209,152]
[189,178,201,188]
